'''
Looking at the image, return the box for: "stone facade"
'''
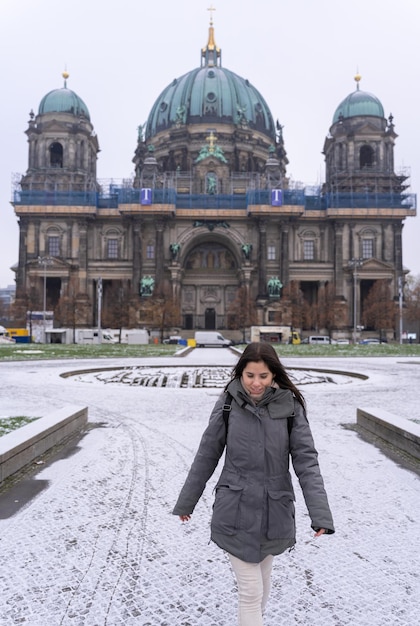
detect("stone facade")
[11,28,416,340]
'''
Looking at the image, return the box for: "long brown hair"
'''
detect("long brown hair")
[227,342,306,411]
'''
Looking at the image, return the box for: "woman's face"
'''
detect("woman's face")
[241,360,275,401]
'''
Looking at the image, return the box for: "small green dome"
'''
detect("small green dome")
[145,24,275,141]
[38,76,90,120]
[333,80,384,124]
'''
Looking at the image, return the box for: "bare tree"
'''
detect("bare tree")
[102,282,130,342]
[227,286,258,341]
[282,281,305,330]
[361,280,396,340]
[144,287,181,342]
[316,282,344,336]
[54,276,79,340]
[404,274,420,342]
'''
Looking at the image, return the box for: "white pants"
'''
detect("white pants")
[228,553,274,626]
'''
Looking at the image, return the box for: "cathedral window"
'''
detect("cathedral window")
[360,145,374,168]
[303,240,315,261]
[185,244,236,270]
[362,238,374,259]
[107,238,119,259]
[48,235,60,257]
[146,244,155,259]
[267,245,276,260]
[49,142,63,168]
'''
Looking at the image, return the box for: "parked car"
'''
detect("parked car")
[194,331,232,347]
[301,335,337,345]
[336,338,350,345]
[359,338,387,345]
[163,335,183,344]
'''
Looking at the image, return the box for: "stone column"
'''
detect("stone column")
[334,222,345,297]
[78,221,88,294]
[381,223,386,261]
[34,221,40,257]
[258,220,267,296]
[393,223,403,272]
[67,221,73,259]
[169,265,183,300]
[132,219,142,296]
[280,223,289,285]
[155,221,164,290]
[16,218,28,298]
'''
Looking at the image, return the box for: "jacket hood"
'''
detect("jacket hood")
[226,378,295,419]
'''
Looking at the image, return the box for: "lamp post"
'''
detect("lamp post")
[398,276,404,345]
[38,256,53,342]
[348,258,363,344]
[97,277,103,344]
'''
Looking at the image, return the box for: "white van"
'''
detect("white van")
[302,335,337,345]
[194,331,232,347]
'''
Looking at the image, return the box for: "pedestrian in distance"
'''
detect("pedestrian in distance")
[173,342,334,626]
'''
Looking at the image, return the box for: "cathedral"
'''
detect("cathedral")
[12,17,416,340]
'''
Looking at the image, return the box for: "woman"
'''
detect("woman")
[173,342,334,625]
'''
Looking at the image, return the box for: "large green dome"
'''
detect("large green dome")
[333,77,384,124]
[145,24,275,141]
[38,74,90,120]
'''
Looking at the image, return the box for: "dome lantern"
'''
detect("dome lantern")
[332,75,384,124]
[38,72,91,120]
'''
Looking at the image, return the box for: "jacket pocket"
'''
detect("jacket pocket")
[211,485,243,535]
[267,489,295,539]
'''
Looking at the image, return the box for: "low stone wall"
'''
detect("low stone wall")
[357,407,420,461]
[0,405,88,483]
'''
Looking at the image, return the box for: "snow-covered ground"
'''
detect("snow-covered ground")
[0,350,419,625]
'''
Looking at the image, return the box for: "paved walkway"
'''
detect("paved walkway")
[0,351,419,625]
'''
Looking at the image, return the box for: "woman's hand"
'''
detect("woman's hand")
[314,528,326,537]
[179,515,191,522]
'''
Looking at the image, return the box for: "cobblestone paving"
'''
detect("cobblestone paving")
[0,353,419,625]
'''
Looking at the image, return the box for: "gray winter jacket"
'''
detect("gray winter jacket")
[173,378,334,563]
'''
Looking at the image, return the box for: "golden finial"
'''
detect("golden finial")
[202,5,220,64]
[207,4,216,25]
[354,72,362,90]
[62,68,69,88]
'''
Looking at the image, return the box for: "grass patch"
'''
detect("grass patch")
[0,343,181,361]
[0,416,39,437]
[247,343,420,358]
[0,342,420,362]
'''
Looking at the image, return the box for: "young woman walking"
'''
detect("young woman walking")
[173,342,334,625]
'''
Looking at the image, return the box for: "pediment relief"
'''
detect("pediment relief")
[352,121,385,135]
[359,258,393,272]
[200,286,221,303]
[28,256,72,270]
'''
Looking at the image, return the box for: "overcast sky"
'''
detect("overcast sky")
[1,0,419,287]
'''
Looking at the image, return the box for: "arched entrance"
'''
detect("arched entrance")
[181,240,239,330]
[205,307,216,329]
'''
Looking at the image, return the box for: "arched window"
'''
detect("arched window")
[360,145,374,168]
[359,228,377,259]
[49,142,63,168]
[299,230,317,261]
[104,228,122,260]
[46,226,62,257]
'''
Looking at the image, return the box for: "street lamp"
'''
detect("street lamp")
[348,258,364,344]
[398,276,404,345]
[38,256,53,341]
